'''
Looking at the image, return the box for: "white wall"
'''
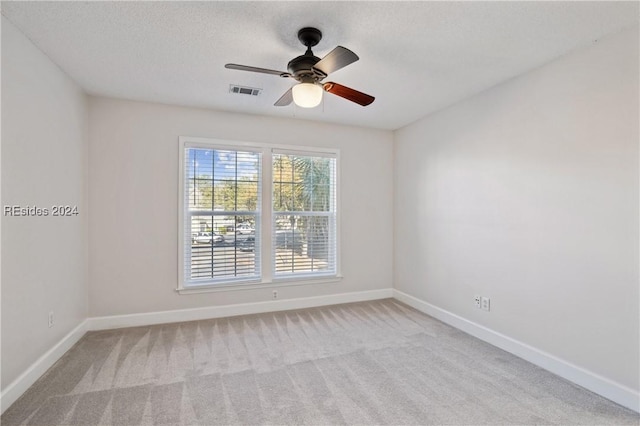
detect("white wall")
[88,97,393,316]
[1,17,88,389]
[394,26,639,392]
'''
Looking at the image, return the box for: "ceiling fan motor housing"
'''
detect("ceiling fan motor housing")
[287,55,321,81]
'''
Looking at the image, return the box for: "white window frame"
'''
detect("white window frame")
[178,136,341,293]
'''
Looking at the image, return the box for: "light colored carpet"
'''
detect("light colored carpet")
[2,299,638,425]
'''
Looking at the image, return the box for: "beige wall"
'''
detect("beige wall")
[88,97,394,316]
[1,17,89,389]
[394,27,639,390]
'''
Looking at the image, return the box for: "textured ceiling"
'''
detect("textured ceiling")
[2,1,638,130]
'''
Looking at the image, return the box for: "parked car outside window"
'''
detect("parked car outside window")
[238,236,255,252]
[235,223,255,235]
[193,232,225,244]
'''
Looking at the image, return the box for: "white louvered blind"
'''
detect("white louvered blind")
[183,146,261,286]
[272,152,337,278]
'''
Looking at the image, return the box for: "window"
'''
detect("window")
[272,152,337,278]
[179,138,338,290]
[181,144,261,286]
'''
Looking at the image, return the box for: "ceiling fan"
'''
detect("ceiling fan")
[225,27,374,109]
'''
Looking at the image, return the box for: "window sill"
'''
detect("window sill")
[176,274,343,295]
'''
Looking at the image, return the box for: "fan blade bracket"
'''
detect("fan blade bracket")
[311,67,328,80]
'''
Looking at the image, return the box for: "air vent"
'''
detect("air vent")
[229,85,262,96]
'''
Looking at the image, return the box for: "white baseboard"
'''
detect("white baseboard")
[87,288,394,330]
[393,289,640,413]
[0,319,89,414]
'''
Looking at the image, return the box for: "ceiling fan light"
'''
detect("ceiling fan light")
[292,83,323,108]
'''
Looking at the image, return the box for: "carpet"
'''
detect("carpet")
[2,299,638,425]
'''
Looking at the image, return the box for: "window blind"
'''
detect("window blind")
[183,146,261,286]
[272,152,337,278]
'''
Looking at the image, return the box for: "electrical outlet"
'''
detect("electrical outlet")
[48,311,54,328]
[481,297,490,312]
[474,295,481,309]
[272,290,278,300]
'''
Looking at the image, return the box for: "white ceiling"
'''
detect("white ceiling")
[2,1,638,130]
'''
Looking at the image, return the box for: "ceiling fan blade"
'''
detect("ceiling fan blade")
[313,46,359,75]
[323,82,374,106]
[225,63,291,78]
[274,87,293,106]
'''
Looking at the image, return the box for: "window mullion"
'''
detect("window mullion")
[262,149,273,283]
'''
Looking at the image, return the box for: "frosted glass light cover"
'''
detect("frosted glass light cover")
[292,83,323,108]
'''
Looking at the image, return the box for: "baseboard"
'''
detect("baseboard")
[87,288,394,330]
[392,289,640,413]
[0,319,89,414]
